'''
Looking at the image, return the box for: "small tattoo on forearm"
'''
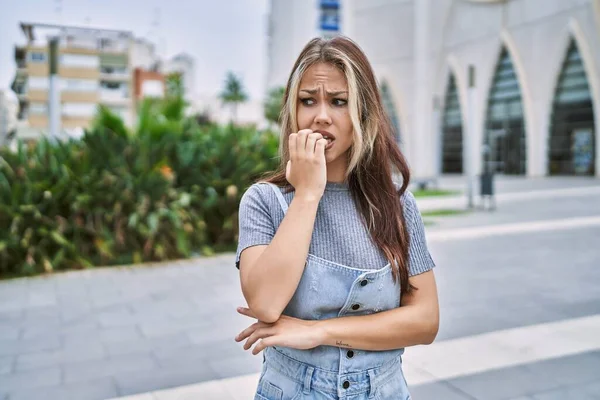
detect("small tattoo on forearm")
[336,340,352,348]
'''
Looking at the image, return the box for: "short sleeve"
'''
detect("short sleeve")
[235,184,276,269]
[402,191,435,276]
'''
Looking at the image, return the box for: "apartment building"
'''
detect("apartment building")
[10,22,135,139]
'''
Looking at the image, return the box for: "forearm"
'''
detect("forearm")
[317,306,439,351]
[243,195,320,322]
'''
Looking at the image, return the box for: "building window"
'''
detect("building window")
[441,74,463,174]
[28,76,49,90]
[549,39,595,176]
[62,103,97,117]
[29,52,46,63]
[60,54,99,68]
[141,80,164,98]
[62,79,98,92]
[483,47,526,175]
[379,81,401,143]
[29,102,47,115]
[100,66,128,74]
[100,81,129,99]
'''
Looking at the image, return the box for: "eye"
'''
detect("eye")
[300,98,315,106]
[332,98,347,107]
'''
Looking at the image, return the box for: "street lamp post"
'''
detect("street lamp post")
[48,36,61,140]
[466,65,476,209]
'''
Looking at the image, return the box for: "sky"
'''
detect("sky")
[0,0,269,100]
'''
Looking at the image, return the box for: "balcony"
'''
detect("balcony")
[99,66,130,81]
[100,82,130,105]
[100,90,129,103]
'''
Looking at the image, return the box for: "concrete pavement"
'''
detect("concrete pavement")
[0,177,599,400]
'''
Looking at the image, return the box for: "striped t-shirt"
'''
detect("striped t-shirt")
[235,180,435,275]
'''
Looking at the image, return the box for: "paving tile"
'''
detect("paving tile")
[446,351,600,400]
[206,352,264,380]
[153,339,241,368]
[153,380,233,400]
[137,318,211,338]
[522,351,600,388]
[6,377,119,400]
[409,380,477,400]
[105,332,191,357]
[105,394,155,400]
[0,336,61,357]
[0,356,13,375]
[0,326,19,341]
[20,320,98,340]
[447,364,562,400]
[63,353,158,384]
[529,382,600,400]
[114,364,220,397]
[16,342,106,372]
[0,366,61,391]
[62,326,143,346]
[0,309,23,322]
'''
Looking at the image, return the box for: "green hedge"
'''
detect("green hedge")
[0,100,279,278]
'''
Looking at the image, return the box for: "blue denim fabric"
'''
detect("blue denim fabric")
[255,184,411,400]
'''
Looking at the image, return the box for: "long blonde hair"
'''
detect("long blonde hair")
[263,36,413,294]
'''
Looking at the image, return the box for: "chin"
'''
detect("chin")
[324,152,336,164]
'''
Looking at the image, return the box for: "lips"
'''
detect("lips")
[314,130,336,146]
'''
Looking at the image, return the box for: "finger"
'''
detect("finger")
[315,138,327,159]
[286,160,291,180]
[306,133,323,154]
[253,336,276,355]
[288,133,297,161]
[234,321,261,342]
[296,129,311,156]
[237,307,258,319]
[244,327,276,351]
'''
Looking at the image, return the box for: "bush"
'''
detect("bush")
[0,101,279,278]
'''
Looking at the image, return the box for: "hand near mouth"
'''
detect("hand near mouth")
[286,129,328,201]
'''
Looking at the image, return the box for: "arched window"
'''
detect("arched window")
[441,74,463,173]
[380,81,401,143]
[549,39,595,175]
[483,47,527,175]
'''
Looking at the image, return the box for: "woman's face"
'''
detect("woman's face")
[296,62,353,165]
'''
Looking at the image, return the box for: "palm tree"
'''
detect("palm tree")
[220,72,248,124]
[263,86,285,128]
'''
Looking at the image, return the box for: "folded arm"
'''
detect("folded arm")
[317,270,439,350]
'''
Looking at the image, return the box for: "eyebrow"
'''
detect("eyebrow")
[300,88,348,96]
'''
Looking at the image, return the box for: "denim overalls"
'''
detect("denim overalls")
[255,183,411,400]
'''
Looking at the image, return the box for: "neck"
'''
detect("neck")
[326,156,348,183]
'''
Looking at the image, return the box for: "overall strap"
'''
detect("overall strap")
[264,183,289,214]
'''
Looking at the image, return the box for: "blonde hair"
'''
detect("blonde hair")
[262,36,414,294]
[279,38,384,180]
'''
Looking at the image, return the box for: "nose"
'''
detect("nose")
[314,102,332,126]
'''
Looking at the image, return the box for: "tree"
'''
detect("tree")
[220,71,248,124]
[165,72,184,99]
[263,86,285,128]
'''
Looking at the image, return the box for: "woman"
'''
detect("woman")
[234,36,439,400]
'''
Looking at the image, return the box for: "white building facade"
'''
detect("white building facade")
[345,0,600,178]
[268,0,600,178]
[266,0,343,90]
[0,90,19,145]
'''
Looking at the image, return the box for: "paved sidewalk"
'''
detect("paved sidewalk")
[0,178,599,400]
[106,315,600,399]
